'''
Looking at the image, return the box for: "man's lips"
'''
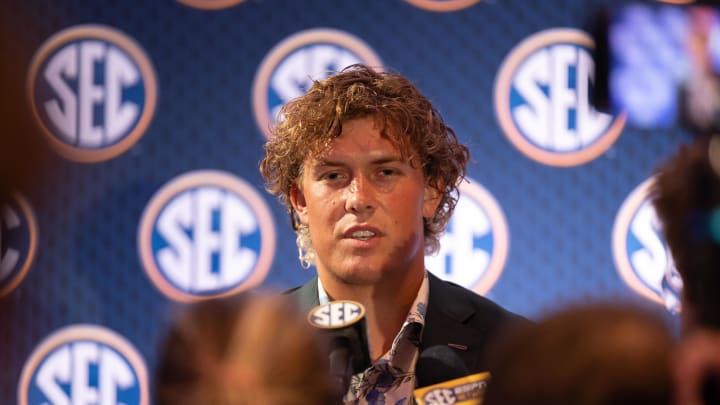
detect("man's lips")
[342,225,382,240]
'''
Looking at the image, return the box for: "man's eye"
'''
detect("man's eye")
[380,168,397,176]
[323,172,341,181]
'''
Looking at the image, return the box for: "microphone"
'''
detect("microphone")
[415,345,470,387]
[307,300,371,395]
[414,345,489,405]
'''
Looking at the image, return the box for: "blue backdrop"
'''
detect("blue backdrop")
[1,0,692,403]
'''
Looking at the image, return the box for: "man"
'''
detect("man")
[651,134,720,405]
[259,64,525,404]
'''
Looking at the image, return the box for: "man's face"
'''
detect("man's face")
[290,116,441,286]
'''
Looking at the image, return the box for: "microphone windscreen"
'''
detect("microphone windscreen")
[307,300,371,376]
[415,345,470,388]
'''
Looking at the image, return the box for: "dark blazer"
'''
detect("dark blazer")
[285,271,527,374]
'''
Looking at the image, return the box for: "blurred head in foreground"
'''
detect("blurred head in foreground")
[650,135,720,404]
[651,135,720,331]
[154,293,337,405]
[482,303,674,405]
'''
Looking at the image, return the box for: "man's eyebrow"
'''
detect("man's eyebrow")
[310,159,344,168]
[370,156,405,165]
[311,155,406,167]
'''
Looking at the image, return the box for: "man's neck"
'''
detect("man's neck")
[320,269,424,361]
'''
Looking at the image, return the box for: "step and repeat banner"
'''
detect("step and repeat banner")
[1,0,693,403]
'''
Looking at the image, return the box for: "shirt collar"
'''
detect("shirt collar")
[315,271,430,362]
[315,271,429,327]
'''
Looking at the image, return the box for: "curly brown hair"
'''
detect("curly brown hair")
[259,64,470,255]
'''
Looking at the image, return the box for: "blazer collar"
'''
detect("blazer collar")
[290,273,481,331]
[287,276,320,312]
[288,273,487,371]
[421,272,485,370]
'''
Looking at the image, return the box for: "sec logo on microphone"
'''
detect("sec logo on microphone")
[27,24,157,163]
[18,325,149,405]
[252,28,383,139]
[494,28,625,167]
[308,300,366,329]
[138,170,276,302]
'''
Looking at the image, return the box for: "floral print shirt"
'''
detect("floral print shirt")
[318,272,430,405]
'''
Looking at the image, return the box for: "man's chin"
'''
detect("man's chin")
[340,269,385,286]
[322,264,386,286]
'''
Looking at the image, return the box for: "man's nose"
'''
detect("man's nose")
[345,175,375,214]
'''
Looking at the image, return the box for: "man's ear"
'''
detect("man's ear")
[423,182,443,218]
[290,183,308,224]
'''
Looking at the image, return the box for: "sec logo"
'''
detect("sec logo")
[138,170,276,302]
[252,28,383,139]
[0,192,38,297]
[612,177,677,309]
[422,388,457,404]
[426,178,509,294]
[308,300,365,329]
[28,24,157,162]
[18,325,149,405]
[494,28,625,167]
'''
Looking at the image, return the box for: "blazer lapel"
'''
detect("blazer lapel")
[288,273,491,372]
[421,273,488,372]
[285,276,321,313]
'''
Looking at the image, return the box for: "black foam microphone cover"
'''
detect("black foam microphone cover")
[326,319,371,376]
[415,345,470,388]
[307,301,372,395]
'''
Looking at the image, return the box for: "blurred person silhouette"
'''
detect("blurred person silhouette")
[0,15,53,199]
[259,64,526,404]
[0,11,54,305]
[651,134,720,405]
[482,303,674,405]
[153,292,339,405]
